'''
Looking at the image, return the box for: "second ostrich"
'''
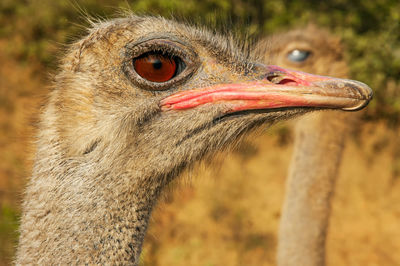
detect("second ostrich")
[16,16,372,265]
[262,25,359,266]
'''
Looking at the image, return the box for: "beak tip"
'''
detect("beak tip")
[341,99,371,111]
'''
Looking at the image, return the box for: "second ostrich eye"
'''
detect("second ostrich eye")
[287,49,311,63]
[133,52,186,83]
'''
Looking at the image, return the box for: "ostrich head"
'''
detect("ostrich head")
[17,16,372,265]
[260,24,348,77]
[55,17,370,172]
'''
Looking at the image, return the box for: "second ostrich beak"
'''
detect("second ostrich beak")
[160,65,373,113]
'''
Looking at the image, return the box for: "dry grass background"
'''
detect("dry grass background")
[1,21,400,266]
[141,122,400,266]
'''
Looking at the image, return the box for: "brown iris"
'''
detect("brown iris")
[133,53,177,82]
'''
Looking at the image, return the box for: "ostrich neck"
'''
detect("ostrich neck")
[277,111,352,266]
[16,125,163,265]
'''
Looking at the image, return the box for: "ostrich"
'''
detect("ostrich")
[262,25,359,266]
[16,16,372,265]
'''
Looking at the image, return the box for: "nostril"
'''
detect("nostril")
[278,79,299,86]
[266,74,280,83]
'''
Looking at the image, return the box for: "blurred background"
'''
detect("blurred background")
[0,0,399,265]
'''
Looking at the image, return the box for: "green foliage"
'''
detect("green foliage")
[0,0,399,124]
[0,204,20,264]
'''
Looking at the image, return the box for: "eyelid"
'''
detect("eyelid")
[126,37,195,61]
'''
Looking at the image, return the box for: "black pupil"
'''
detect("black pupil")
[152,58,163,70]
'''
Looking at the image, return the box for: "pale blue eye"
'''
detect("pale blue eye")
[287,49,311,62]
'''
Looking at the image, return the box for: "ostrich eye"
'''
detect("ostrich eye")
[133,52,186,83]
[287,49,311,62]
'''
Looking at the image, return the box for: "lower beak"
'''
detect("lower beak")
[160,65,373,113]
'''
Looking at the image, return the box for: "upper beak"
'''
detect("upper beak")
[160,65,373,113]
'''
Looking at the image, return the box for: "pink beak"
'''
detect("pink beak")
[160,65,372,113]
